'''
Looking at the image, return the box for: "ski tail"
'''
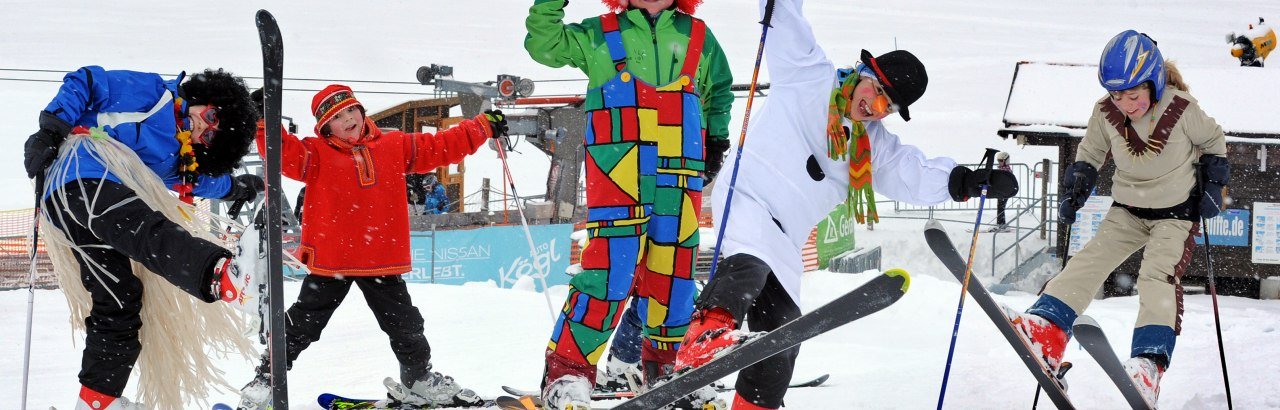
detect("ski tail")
[1073,316,1156,410]
[924,220,1075,410]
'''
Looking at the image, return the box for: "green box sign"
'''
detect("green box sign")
[815,202,857,269]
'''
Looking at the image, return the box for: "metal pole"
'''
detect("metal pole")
[20,176,45,410]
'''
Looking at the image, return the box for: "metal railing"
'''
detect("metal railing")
[883,160,1063,279]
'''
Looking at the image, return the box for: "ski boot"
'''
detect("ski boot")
[675,307,758,372]
[387,365,483,407]
[211,256,250,304]
[237,357,273,410]
[1000,304,1068,373]
[1123,356,1164,407]
[596,355,643,393]
[76,385,145,410]
[543,374,593,410]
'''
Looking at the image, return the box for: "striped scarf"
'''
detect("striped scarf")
[827,73,877,224]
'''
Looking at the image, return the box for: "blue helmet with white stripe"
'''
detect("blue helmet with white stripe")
[1098,30,1166,101]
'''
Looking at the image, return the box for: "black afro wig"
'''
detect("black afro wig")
[180,68,258,176]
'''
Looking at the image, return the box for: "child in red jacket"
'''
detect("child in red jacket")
[239,85,507,408]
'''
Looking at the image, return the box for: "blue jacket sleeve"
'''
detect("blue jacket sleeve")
[192,173,233,199]
[43,66,113,125]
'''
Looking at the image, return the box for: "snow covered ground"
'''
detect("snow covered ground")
[3,0,1280,408]
[5,216,1279,409]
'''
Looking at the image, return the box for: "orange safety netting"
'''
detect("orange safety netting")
[0,208,56,289]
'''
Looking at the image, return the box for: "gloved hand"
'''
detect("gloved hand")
[947,166,1019,202]
[1198,154,1230,219]
[704,138,732,184]
[483,109,508,138]
[1057,161,1098,225]
[24,111,72,178]
[223,174,266,202]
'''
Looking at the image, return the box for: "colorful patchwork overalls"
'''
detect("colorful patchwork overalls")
[546,13,708,378]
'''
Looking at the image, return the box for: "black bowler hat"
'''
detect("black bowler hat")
[860,49,928,121]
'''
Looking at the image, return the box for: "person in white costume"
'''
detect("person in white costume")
[671,0,1017,408]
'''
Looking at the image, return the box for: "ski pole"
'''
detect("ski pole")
[1196,163,1233,410]
[708,0,776,279]
[937,148,999,410]
[490,113,558,321]
[21,175,45,410]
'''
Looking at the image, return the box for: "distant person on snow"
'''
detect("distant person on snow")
[25,66,261,410]
[237,85,508,408]
[1005,30,1229,407]
[992,150,1013,232]
[421,172,449,214]
[524,0,735,408]
[670,1,1018,409]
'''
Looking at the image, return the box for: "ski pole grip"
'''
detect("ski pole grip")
[760,0,777,27]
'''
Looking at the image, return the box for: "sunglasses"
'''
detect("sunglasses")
[190,106,220,144]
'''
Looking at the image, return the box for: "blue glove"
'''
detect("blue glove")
[1058,161,1098,225]
[1198,154,1230,219]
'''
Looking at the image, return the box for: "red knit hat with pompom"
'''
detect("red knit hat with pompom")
[601,0,702,14]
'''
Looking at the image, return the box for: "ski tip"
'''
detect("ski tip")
[924,218,946,232]
[1072,315,1101,330]
[256,9,273,20]
[211,404,233,410]
[884,268,910,292]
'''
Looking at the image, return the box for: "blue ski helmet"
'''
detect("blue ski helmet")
[1098,30,1166,101]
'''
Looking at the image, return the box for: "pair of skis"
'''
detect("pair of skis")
[926,220,1153,410]
[497,373,829,401]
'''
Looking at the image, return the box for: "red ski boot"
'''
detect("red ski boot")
[675,307,741,372]
[1000,304,1068,372]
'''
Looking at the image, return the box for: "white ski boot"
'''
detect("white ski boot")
[237,373,271,410]
[1123,356,1164,408]
[596,355,643,393]
[385,370,483,408]
[543,374,593,410]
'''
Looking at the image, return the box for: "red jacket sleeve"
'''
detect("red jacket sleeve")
[404,114,493,173]
[255,121,318,182]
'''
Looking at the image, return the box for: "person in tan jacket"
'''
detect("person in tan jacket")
[1003,30,1229,407]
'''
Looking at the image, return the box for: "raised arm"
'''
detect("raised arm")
[404,115,492,173]
[867,122,956,206]
[761,0,834,88]
[525,0,595,71]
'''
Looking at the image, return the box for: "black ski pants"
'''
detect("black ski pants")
[695,254,801,409]
[46,179,229,396]
[282,273,433,383]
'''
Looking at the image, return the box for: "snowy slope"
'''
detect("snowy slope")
[3,0,1280,409]
[5,225,1279,409]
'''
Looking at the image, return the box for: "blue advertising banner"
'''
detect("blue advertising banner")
[405,224,574,288]
[1196,209,1249,246]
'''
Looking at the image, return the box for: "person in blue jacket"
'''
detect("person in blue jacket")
[23,66,261,409]
[421,173,449,214]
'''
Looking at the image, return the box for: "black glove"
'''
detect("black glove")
[483,109,508,137]
[24,111,72,179]
[1057,161,1098,225]
[704,138,731,184]
[223,174,265,202]
[1198,154,1230,219]
[947,166,1018,202]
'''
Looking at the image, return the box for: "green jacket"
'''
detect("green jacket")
[524,0,734,140]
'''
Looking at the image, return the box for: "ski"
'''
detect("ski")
[494,395,545,410]
[499,373,829,399]
[1072,316,1155,410]
[255,9,288,410]
[924,219,1074,409]
[317,393,495,410]
[612,270,910,410]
